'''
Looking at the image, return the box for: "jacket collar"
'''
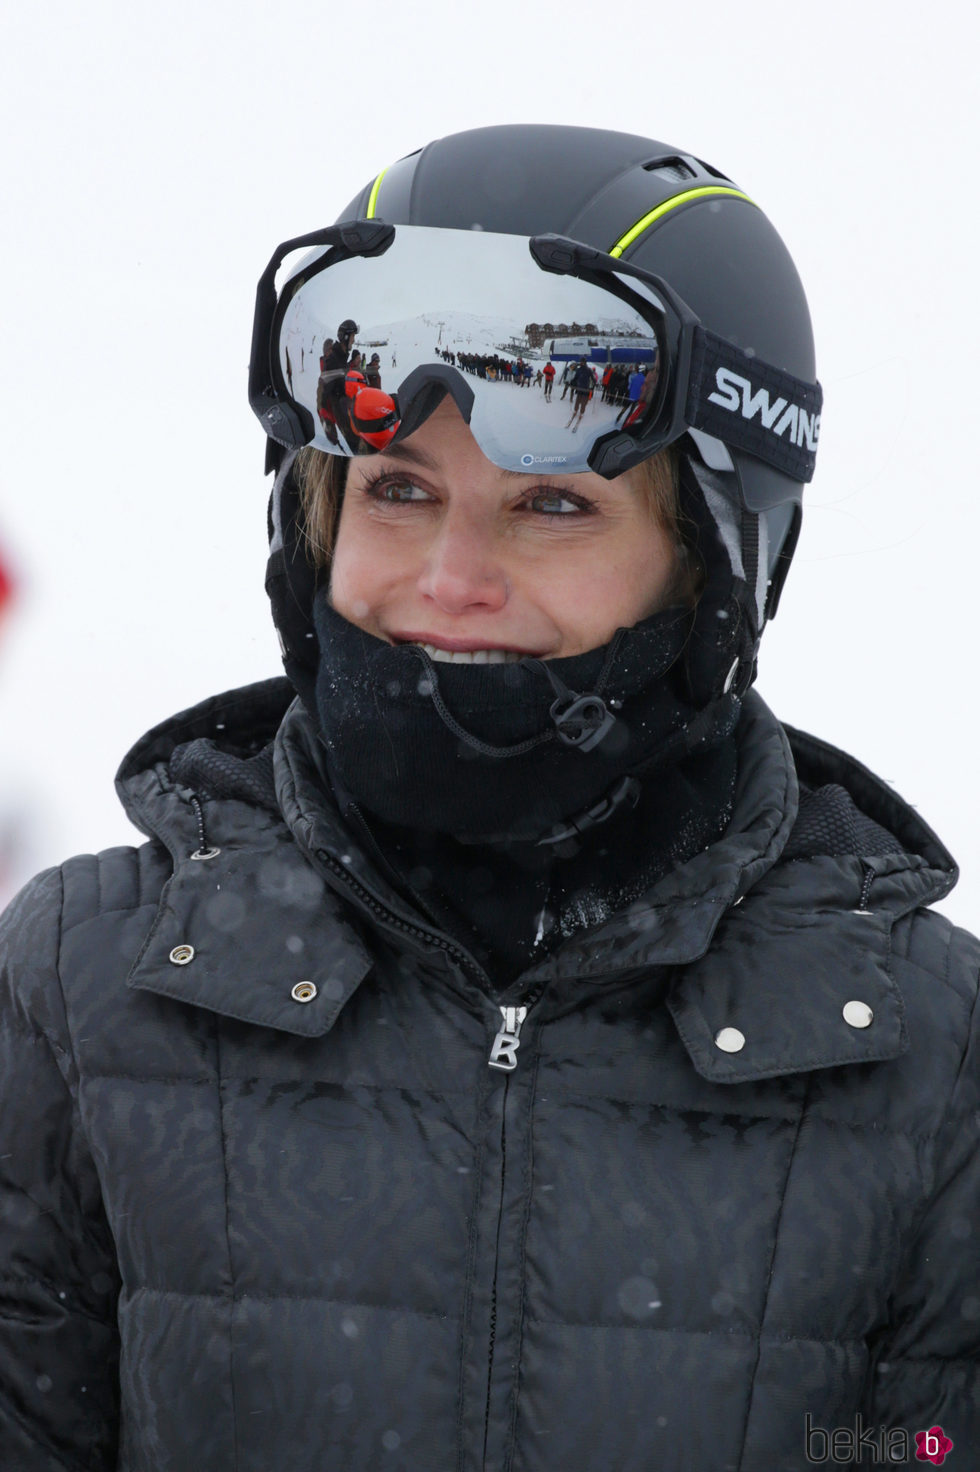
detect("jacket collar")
[119,679,372,1038]
[116,680,957,1079]
[667,870,907,1084]
[659,705,956,1085]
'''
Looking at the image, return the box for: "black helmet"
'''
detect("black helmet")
[337,318,358,338]
[262,125,819,708]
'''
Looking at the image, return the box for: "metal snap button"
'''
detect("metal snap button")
[714,1027,745,1053]
[291,981,317,1003]
[190,847,221,861]
[843,1000,874,1029]
[169,945,195,966]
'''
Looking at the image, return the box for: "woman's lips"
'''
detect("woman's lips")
[391,633,544,664]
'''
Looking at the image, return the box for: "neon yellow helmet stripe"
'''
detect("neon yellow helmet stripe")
[609,186,755,258]
[365,173,750,246]
[365,167,390,219]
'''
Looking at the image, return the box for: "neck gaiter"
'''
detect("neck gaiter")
[312,596,740,846]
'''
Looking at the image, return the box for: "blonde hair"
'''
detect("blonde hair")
[294,441,701,605]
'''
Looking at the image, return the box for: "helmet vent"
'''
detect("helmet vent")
[693,157,733,183]
[643,158,697,182]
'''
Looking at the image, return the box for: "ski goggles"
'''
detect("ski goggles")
[250,220,821,482]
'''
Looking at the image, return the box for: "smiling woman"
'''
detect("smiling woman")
[295,408,691,588]
[305,399,696,659]
[1,122,979,1472]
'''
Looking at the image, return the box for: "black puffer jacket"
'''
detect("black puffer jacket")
[1,680,978,1472]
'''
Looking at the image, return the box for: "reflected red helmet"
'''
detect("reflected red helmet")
[348,387,401,450]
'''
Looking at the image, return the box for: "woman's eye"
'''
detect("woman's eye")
[526,490,587,516]
[371,478,429,504]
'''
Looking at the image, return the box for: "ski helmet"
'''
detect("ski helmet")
[256,125,820,709]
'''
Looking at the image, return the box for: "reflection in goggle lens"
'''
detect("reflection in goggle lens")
[276,226,665,472]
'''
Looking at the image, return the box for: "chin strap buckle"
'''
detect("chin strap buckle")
[537,775,641,847]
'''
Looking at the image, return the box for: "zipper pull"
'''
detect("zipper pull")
[488,1005,528,1072]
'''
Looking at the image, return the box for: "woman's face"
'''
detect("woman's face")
[329,399,680,661]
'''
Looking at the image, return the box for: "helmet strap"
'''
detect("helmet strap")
[677,453,761,706]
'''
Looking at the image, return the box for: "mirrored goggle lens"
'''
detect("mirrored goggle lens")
[274,225,667,473]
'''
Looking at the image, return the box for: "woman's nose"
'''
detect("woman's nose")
[417,514,508,616]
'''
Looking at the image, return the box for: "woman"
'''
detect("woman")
[1,125,977,1471]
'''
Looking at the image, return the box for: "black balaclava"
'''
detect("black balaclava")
[311,594,738,848]
[309,594,739,984]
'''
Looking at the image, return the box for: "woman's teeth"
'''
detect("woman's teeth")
[417,643,524,665]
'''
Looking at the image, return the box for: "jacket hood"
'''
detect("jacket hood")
[114,678,958,1082]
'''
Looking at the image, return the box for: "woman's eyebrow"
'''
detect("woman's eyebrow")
[365,441,548,482]
[370,442,439,472]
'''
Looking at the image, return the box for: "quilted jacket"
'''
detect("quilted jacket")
[1,678,978,1471]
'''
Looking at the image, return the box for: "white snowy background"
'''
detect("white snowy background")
[0,2,977,925]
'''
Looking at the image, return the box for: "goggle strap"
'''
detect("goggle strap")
[686,328,822,483]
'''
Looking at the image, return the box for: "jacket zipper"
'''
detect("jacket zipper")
[481,994,543,1469]
[488,1005,528,1071]
[313,844,489,987]
[318,837,545,1469]
[482,1070,509,1470]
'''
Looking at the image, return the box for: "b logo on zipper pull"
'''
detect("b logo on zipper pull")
[488,1006,528,1072]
